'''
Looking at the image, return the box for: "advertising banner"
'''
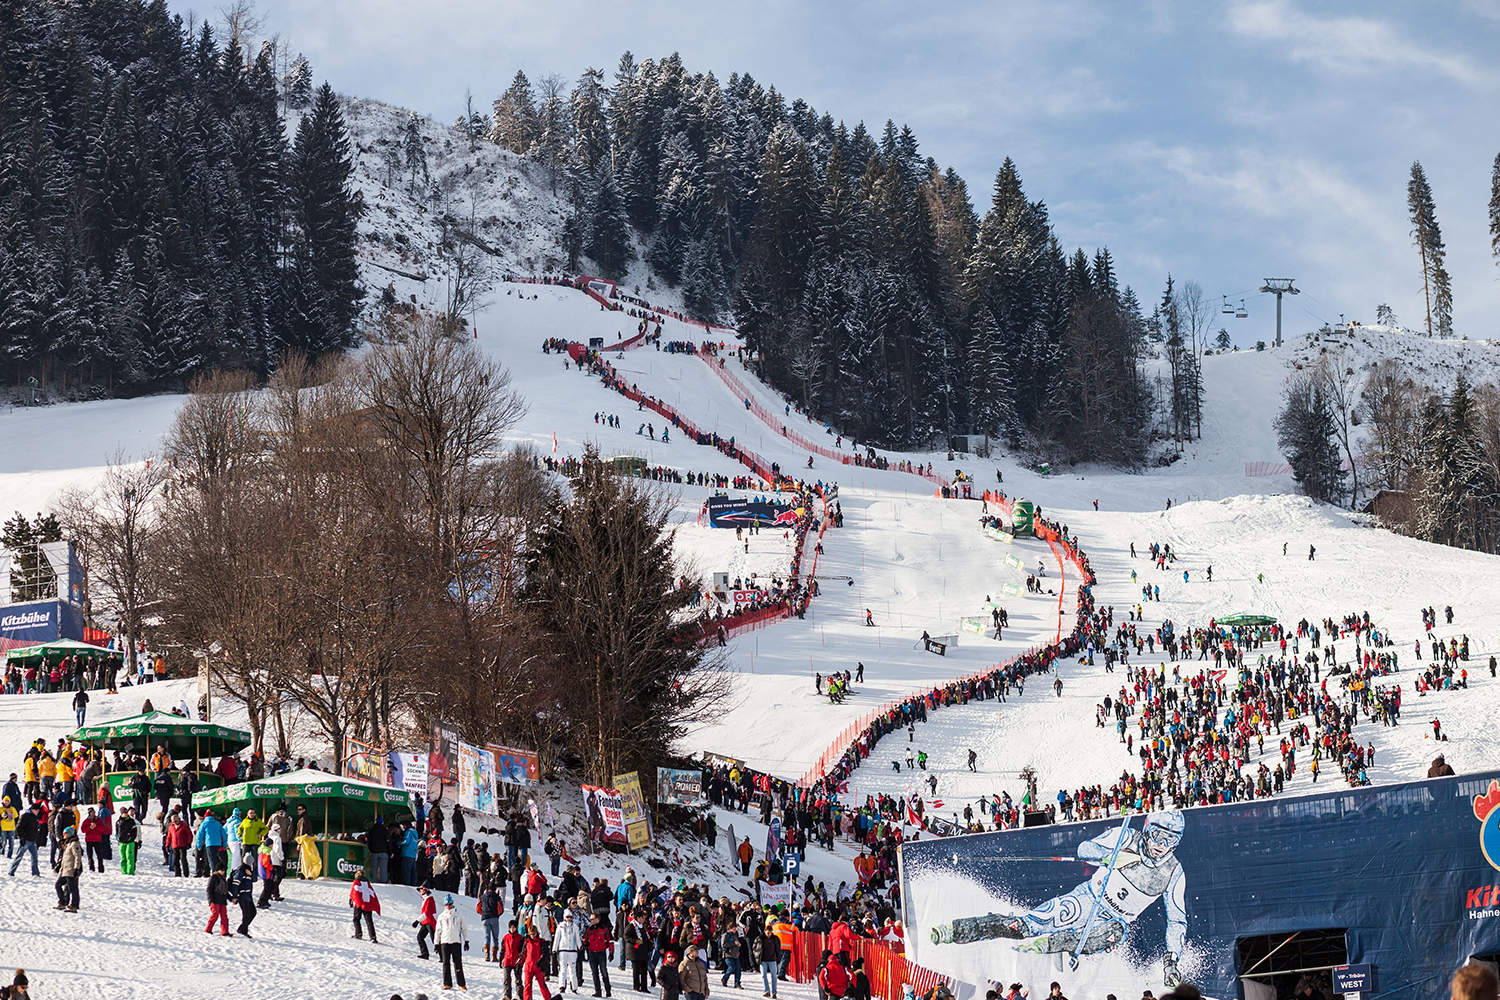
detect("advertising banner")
[389,752,430,797]
[0,599,84,653]
[343,737,386,785]
[614,771,652,850]
[901,771,1500,1000]
[490,744,540,787]
[656,767,705,807]
[759,881,793,908]
[429,725,458,781]
[456,741,497,816]
[580,785,627,846]
[706,497,804,528]
[733,590,765,605]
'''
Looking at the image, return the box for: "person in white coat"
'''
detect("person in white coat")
[436,895,470,991]
[226,807,244,871]
[553,908,583,992]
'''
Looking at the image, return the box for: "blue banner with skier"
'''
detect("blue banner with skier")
[706,496,804,528]
[901,771,1500,999]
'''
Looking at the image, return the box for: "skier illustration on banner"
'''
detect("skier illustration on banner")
[930,811,1187,987]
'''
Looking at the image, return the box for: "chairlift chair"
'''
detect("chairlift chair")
[1221,296,1235,315]
[1235,300,1248,319]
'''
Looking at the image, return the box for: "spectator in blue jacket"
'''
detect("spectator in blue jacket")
[399,823,420,885]
[615,870,637,968]
[194,809,227,874]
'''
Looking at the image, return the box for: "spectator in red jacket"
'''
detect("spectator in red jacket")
[414,884,437,959]
[523,923,552,1000]
[502,918,525,998]
[164,811,193,877]
[585,912,614,997]
[79,808,106,873]
[349,870,381,943]
[828,919,856,958]
[819,951,849,1000]
[525,860,547,897]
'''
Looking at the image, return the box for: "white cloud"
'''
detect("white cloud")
[1228,0,1494,87]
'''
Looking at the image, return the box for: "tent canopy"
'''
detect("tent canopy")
[1217,613,1277,627]
[71,711,251,759]
[191,768,415,830]
[7,639,118,664]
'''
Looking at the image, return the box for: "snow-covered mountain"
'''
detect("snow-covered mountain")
[335,97,692,330]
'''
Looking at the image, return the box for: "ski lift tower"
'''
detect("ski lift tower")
[1259,278,1299,347]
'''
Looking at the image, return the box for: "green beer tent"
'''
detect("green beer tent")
[1217,613,1277,627]
[191,769,416,831]
[71,711,251,760]
[6,639,118,666]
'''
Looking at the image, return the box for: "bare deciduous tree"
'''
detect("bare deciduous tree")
[55,452,169,681]
[1315,351,1362,508]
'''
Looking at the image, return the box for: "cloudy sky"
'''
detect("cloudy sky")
[186,0,1500,341]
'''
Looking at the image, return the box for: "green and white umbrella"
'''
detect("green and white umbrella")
[1216,613,1277,627]
[72,711,251,759]
[191,768,415,831]
[6,639,119,664]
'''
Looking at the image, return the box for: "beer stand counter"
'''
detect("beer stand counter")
[192,769,416,881]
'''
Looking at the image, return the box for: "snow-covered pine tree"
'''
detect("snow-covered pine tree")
[570,68,610,176]
[967,308,1013,453]
[1275,372,1346,505]
[680,237,726,322]
[585,166,635,279]
[284,83,362,357]
[402,111,429,193]
[489,70,538,154]
[1407,161,1453,338]
[1490,151,1500,273]
[284,54,312,108]
[532,75,571,194]
[1416,374,1497,549]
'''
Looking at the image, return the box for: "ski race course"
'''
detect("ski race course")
[5,281,1500,997]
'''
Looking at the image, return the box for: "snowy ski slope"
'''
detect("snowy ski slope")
[5,282,1500,996]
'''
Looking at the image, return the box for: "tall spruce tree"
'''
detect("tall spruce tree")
[284,83,362,357]
[585,167,635,279]
[1407,161,1453,337]
[520,449,711,785]
[1490,151,1500,273]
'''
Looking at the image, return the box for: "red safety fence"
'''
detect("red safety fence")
[698,354,950,489]
[506,274,736,334]
[517,273,947,491]
[786,929,949,1000]
[561,339,835,644]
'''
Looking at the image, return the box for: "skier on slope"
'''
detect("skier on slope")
[930,811,1188,989]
